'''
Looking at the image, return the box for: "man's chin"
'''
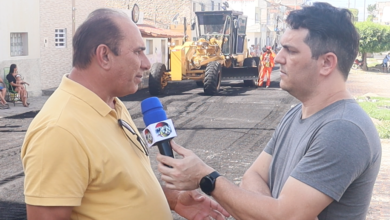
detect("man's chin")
[118,85,139,97]
[279,81,287,92]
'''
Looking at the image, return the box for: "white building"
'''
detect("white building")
[228,0,293,53]
[0,0,41,96]
[0,0,186,97]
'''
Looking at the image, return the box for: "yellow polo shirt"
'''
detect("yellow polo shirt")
[21,75,172,220]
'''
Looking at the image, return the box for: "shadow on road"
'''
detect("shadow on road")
[0,201,26,220]
[120,79,281,101]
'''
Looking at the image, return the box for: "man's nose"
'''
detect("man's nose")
[142,55,151,70]
[274,51,284,64]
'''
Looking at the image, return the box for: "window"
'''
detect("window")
[218,3,220,10]
[55,29,66,48]
[201,3,205,11]
[211,1,214,10]
[10,32,28,56]
[146,39,153,55]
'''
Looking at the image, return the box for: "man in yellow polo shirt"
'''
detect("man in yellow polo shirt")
[21,8,229,220]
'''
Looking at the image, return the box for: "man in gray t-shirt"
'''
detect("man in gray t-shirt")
[265,99,381,219]
[155,3,382,220]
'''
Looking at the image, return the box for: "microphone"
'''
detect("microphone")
[141,97,176,158]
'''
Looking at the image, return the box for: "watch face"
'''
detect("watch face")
[200,176,213,195]
[132,4,139,23]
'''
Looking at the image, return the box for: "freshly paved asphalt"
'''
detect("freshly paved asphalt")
[0,70,389,219]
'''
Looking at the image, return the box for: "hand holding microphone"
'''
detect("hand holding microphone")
[141,97,176,158]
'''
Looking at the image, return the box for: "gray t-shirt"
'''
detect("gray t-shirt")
[264,99,381,220]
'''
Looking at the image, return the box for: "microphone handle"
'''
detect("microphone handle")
[157,139,174,158]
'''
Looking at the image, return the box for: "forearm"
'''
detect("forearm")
[212,177,280,220]
[162,185,179,210]
[10,82,22,87]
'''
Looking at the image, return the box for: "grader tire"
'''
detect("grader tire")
[204,61,222,95]
[243,58,257,87]
[149,63,167,96]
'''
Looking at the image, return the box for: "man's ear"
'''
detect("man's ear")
[95,44,112,70]
[319,52,338,76]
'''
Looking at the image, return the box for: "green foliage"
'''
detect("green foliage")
[367,15,374,22]
[355,22,390,54]
[357,96,390,139]
[349,8,359,22]
[378,121,390,139]
[367,4,376,15]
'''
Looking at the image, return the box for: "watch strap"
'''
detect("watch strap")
[208,171,221,180]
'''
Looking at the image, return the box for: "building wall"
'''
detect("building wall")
[39,0,72,91]
[2,0,217,96]
[377,2,390,25]
[106,0,192,29]
[0,0,41,96]
[39,0,106,91]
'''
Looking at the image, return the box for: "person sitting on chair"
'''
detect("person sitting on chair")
[0,78,9,108]
[6,64,29,107]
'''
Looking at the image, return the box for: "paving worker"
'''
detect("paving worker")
[258,46,275,88]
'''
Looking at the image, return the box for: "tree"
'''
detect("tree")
[367,15,374,22]
[355,22,390,70]
[367,4,376,15]
[367,4,377,22]
[349,8,359,23]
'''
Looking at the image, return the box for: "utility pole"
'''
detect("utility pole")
[364,0,366,21]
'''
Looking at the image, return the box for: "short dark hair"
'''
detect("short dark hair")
[286,2,359,79]
[72,8,127,69]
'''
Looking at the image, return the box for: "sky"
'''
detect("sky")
[308,0,378,21]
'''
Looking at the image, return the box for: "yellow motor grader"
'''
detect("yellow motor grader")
[149,10,260,96]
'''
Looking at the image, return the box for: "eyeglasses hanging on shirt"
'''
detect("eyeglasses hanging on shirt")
[118,119,149,157]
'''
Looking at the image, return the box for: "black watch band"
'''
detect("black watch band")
[200,171,221,195]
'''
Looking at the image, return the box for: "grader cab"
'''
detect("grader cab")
[149,10,260,96]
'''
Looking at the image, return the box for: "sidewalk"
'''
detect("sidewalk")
[0,71,389,219]
[0,95,48,119]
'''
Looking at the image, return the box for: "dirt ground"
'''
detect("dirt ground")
[347,71,390,220]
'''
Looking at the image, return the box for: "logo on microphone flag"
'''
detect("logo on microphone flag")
[155,122,171,137]
[142,119,177,148]
[144,129,153,144]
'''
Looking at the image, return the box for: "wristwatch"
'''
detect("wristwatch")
[200,171,221,195]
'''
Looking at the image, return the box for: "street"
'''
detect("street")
[1,69,389,219]
[0,70,296,219]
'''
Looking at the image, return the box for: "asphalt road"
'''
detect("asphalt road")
[0,69,299,219]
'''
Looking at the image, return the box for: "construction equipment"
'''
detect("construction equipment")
[149,10,260,96]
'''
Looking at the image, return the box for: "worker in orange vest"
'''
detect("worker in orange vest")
[258,46,275,88]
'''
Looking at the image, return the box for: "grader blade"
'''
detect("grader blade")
[221,67,259,80]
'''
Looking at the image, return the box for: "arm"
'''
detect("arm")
[239,151,272,196]
[10,81,23,88]
[162,186,230,220]
[26,205,73,220]
[157,142,331,220]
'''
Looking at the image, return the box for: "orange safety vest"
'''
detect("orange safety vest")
[261,51,275,68]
